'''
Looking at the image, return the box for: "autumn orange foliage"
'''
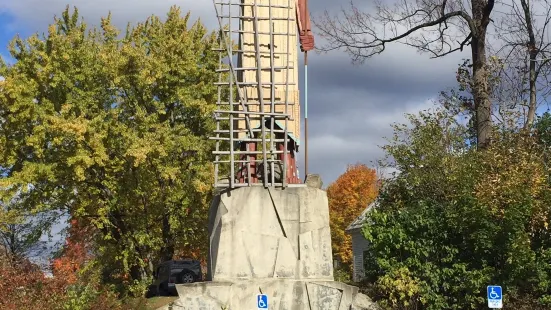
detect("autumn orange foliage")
[0,218,122,310]
[327,163,378,266]
[0,260,67,310]
[51,218,93,283]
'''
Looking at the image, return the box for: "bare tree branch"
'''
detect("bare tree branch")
[313,0,497,148]
[494,0,551,127]
[314,1,474,62]
[429,32,473,58]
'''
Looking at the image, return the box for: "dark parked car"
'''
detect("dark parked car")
[151,259,202,296]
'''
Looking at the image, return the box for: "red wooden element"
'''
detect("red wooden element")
[296,0,314,52]
[238,142,258,183]
[236,136,301,185]
[278,141,300,184]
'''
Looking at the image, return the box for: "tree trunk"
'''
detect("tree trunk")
[130,264,147,284]
[108,210,148,282]
[471,34,492,149]
[526,55,537,128]
[471,0,494,149]
[520,0,538,128]
[159,213,175,262]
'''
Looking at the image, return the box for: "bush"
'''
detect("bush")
[0,256,123,309]
[363,109,551,309]
[334,265,352,284]
[0,261,66,309]
[62,282,122,310]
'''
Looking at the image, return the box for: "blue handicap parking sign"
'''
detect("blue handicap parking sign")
[257,294,268,309]
[487,286,502,308]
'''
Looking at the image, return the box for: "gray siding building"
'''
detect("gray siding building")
[345,202,376,282]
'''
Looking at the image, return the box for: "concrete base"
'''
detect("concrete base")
[208,186,333,281]
[171,280,379,310]
[156,184,379,310]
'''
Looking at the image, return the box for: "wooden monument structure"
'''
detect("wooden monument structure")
[170,2,377,308]
[212,0,314,188]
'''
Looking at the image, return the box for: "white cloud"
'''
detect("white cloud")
[0,0,216,33]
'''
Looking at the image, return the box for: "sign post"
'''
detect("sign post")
[487,285,502,308]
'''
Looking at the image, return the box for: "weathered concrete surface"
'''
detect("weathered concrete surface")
[170,186,382,309]
[207,186,333,281]
[175,280,380,310]
[352,293,381,310]
[305,174,323,189]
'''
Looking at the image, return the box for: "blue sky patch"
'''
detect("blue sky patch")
[0,11,18,63]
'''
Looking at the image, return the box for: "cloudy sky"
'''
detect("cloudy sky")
[0,0,472,185]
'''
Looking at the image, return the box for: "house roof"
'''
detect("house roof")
[345,201,378,232]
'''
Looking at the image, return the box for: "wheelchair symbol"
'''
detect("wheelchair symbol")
[487,286,502,300]
[257,294,268,309]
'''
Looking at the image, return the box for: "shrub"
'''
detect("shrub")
[363,109,551,309]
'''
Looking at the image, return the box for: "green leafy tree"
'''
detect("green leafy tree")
[0,6,219,294]
[363,107,551,309]
[0,210,53,265]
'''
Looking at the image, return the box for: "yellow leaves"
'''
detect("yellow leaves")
[47,115,89,142]
[67,151,95,181]
[47,24,57,37]
[73,166,86,181]
[472,137,550,228]
[137,66,160,86]
[0,207,21,232]
[126,146,149,167]
[377,267,421,308]
[124,130,168,167]
[100,13,120,40]
[92,149,109,168]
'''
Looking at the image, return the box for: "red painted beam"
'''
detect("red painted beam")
[296,0,315,52]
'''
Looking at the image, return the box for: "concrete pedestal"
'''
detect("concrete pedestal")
[172,279,377,310]
[208,186,333,281]
[165,185,378,310]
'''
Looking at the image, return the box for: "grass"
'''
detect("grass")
[144,296,179,310]
[124,296,178,310]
